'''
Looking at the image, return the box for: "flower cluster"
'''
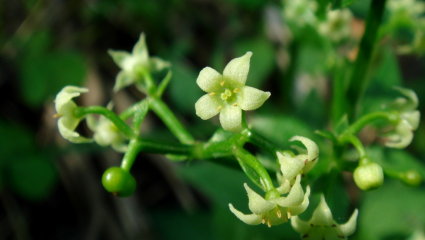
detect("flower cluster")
[385,87,420,149]
[54,86,92,143]
[108,33,170,92]
[387,0,425,27]
[292,195,358,240]
[283,0,318,27]
[194,52,271,133]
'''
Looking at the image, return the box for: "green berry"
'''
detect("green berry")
[102,167,136,197]
[400,170,422,187]
[353,163,384,191]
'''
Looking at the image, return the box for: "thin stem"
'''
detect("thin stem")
[346,0,387,120]
[344,111,397,135]
[233,147,275,191]
[74,106,135,139]
[121,139,140,172]
[149,97,195,144]
[338,134,366,159]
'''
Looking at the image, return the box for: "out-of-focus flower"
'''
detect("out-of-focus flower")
[292,195,358,240]
[318,9,353,42]
[283,0,318,27]
[195,52,271,133]
[109,33,170,92]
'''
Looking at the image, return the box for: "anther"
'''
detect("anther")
[220,80,225,86]
[311,223,314,227]
[233,88,240,93]
[332,224,337,227]
[302,234,309,239]
[276,208,282,218]
[209,92,215,96]
[217,106,222,111]
[233,103,238,107]
[53,114,62,118]
[304,159,308,165]
[267,219,271,228]
[262,216,266,224]
[287,210,291,219]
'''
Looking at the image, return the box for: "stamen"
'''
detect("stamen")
[233,103,238,107]
[267,219,271,228]
[233,88,240,93]
[262,216,266,224]
[220,80,225,86]
[332,224,337,227]
[276,208,282,218]
[217,106,222,111]
[304,159,308,165]
[209,92,215,96]
[311,223,314,227]
[287,210,291,219]
[302,234,309,239]
[53,113,62,118]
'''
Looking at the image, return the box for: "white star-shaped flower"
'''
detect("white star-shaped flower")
[195,52,271,133]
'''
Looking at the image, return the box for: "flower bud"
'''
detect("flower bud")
[353,163,384,191]
[400,170,422,187]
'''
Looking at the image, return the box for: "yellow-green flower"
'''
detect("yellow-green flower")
[318,9,353,42]
[54,86,92,143]
[292,195,358,240]
[229,175,311,227]
[195,52,271,133]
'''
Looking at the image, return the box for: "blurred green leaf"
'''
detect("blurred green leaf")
[356,180,425,240]
[234,37,275,89]
[7,154,57,201]
[334,114,350,135]
[0,121,35,160]
[373,49,402,88]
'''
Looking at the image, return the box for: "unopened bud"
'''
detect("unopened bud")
[353,163,384,191]
[400,170,422,187]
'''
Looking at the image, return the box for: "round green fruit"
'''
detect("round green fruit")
[102,167,136,197]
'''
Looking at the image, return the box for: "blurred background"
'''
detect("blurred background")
[1,0,425,239]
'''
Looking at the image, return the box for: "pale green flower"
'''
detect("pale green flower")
[386,87,420,149]
[229,174,311,227]
[108,33,170,92]
[318,9,353,42]
[54,86,92,143]
[387,0,425,27]
[87,103,128,153]
[283,0,318,27]
[195,52,271,133]
[278,136,319,182]
[292,195,358,240]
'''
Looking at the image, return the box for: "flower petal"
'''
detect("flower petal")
[223,52,252,86]
[338,209,358,237]
[219,105,242,133]
[108,50,132,69]
[275,175,304,207]
[311,194,334,226]
[276,179,290,195]
[195,94,222,120]
[132,33,149,62]
[402,110,420,130]
[290,186,311,216]
[291,216,310,235]
[149,57,171,72]
[196,67,223,93]
[58,118,92,143]
[229,204,263,225]
[236,86,271,111]
[391,87,419,111]
[113,70,135,92]
[277,152,304,181]
[244,183,276,214]
[385,119,414,149]
[289,136,319,173]
[55,86,88,114]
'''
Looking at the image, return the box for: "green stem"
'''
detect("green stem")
[232,147,275,191]
[338,134,366,159]
[149,97,195,144]
[344,111,397,135]
[74,106,135,139]
[346,0,387,120]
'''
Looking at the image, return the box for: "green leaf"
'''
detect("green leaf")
[234,37,275,88]
[315,130,338,143]
[7,155,57,201]
[0,121,35,160]
[356,180,425,240]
